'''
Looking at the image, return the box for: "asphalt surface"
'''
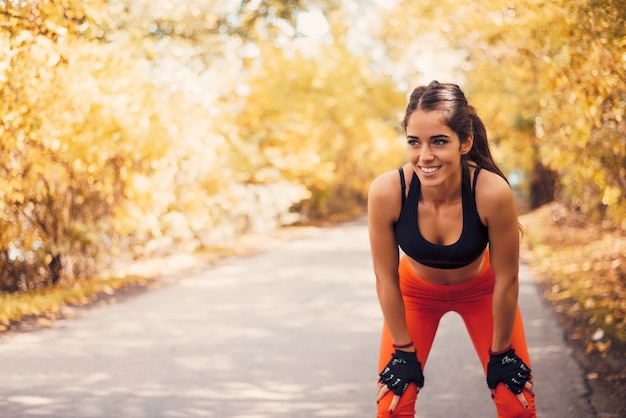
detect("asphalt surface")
[0,218,595,417]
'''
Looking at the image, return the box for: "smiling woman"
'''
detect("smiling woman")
[367,81,536,417]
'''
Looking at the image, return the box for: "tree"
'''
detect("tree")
[0,1,169,288]
[232,26,405,222]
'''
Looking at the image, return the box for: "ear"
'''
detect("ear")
[461,134,474,155]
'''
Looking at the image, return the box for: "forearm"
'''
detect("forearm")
[376,277,413,349]
[491,275,519,352]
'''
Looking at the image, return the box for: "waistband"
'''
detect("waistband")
[398,251,494,301]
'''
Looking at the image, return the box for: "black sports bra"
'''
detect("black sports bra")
[393,166,489,269]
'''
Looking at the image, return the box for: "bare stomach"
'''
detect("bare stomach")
[405,250,487,285]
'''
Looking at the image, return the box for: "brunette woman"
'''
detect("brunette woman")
[368,81,536,417]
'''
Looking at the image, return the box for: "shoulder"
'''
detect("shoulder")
[474,168,511,198]
[368,167,404,201]
[474,169,515,223]
[368,167,406,222]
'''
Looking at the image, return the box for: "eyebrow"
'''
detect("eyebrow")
[406,134,451,140]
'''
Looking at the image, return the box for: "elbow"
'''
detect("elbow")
[494,274,519,297]
[375,274,384,295]
[374,272,398,296]
[496,273,519,287]
[505,274,519,288]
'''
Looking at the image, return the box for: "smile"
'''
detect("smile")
[420,166,441,173]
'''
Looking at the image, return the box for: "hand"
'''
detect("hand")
[377,349,424,413]
[486,346,534,408]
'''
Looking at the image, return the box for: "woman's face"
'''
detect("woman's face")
[405,110,471,187]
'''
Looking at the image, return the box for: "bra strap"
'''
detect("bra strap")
[472,167,482,198]
[398,168,406,208]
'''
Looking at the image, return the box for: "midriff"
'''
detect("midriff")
[404,249,487,285]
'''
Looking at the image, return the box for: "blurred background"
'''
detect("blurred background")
[0,0,624,362]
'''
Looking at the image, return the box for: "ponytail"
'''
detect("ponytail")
[464,107,508,183]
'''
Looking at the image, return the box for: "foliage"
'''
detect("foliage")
[1,1,170,290]
[499,0,626,227]
[233,34,404,222]
[0,0,406,291]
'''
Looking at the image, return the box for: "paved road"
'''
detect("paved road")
[0,219,594,417]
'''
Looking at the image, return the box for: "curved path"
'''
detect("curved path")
[0,219,593,417]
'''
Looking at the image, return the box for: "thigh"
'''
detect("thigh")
[460,300,532,371]
[377,307,444,372]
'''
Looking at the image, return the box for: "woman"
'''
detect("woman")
[368,81,536,417]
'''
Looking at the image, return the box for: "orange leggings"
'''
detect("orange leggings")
[377,254,536,418]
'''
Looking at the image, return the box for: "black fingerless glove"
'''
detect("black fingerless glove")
[486,346,531,394]
[379,350,425,396]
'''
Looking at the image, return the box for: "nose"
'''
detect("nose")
[420,144,434,161]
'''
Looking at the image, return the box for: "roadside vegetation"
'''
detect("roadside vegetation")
[520,202,626,416]
[522,204,625,351]
[0,275,151,332]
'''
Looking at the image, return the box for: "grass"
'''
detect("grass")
[0,275,153,332]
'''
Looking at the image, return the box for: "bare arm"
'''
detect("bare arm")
[368,170,413,348]
[477,171,520,352]
[479,171,535,407]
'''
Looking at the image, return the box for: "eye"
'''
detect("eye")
[433,139,447,146]
[407,137,420,146]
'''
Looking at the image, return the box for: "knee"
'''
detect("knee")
[493,387,536,418]
[376,384,418,418]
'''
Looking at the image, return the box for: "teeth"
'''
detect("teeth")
[421,166,440,173]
